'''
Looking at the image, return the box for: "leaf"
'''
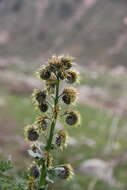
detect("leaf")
[46,176,54,184]
[0,160,13,172]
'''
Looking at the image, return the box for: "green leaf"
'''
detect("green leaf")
[0,160,13,172]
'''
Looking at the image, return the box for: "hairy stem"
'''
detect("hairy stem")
[39,78,60,189]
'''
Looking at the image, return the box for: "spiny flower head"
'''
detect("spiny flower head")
[29,163,40,179]
[39,102,49,112]
[60,55,74,70]
[48,55,62,71]
[32,89,48,112]
[62,87,77,105]
[55,130,67,150]
[24,125,39,141]
[65,110,80,126]
[37,65,51,80]
[32,89,47,105]
[35,116,48,132]
[66,70,79,84]
[57,164,74,180]
[48,55,74,72]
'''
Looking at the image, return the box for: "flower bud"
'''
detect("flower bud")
[24,125,39,141]
[62,94,71,105]
[48,55,61,71]
[35,116,48,132]
[55,130,67,150]
[39,66,51,80]
[61,56,74,70]
[62,87,77,105]
[32,89,47,105]
[65,111,80,126]
[39,102,49,112]
[56,164,74,180]
[66,70,79,84]
[29,164,40,179]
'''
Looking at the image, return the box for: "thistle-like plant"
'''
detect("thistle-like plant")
[24,55,80,190]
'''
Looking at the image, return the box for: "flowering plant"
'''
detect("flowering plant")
[24,55,80,190]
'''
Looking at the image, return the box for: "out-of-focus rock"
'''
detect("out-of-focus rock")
[79,159,123,188]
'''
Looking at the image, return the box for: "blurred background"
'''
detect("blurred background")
[0,0,127,189]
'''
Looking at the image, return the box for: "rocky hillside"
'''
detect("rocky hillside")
[0,0,127,67]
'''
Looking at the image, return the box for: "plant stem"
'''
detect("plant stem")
[39,160,47,188]
[39,78,60,189]
[47,80,59,150]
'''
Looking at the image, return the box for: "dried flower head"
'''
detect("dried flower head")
[35,116,48,132]
[48,55,74,72]
[48,55,61,71]
[29,164,40,179]
[66,70,79,84]
[24,125,39,141]
[61,56,74,70]
[39,102,49,112]
[55,130,67,150]
[32,89,47,105]
[65,111,80,126]
[57,164,74,180]
[62,87,77,105]
[38,66,51,80]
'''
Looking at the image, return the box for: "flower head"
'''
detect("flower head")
[32,89,47,105]
[24,125,39,141]
[48,55,74,72]
[35,116,48,132]
[56,164,74,180]
[48,55,62,71]
[38,66,51,80]
[55,130,67,150]
[66,70,79,84]
[29,164,40,179]
[65,111,80,126]
[60,56,74,70]
[62,87,77,105]
[39,102,49,112]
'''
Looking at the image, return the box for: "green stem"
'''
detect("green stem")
[39,160,47,188]
[39,78,60,189]
[47,79,59,150]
